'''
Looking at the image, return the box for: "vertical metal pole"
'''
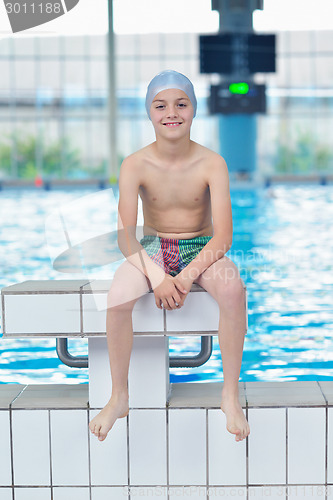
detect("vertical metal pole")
[9,37,18,179]
[35,37,43,179]
[59,36,66,179]
[107,0,118,182]
[85,36,92,177]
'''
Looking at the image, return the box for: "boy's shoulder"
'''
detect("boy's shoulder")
[192,142,228,169]
[119,144,158,187]
[120,144,154,170]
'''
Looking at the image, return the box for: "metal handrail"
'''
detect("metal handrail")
[169,336,212,368]
[56,336,213,369]
[56,339,88,368]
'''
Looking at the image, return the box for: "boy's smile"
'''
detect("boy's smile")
[163,122,182,127]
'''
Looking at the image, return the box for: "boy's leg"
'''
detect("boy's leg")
[89,260,151,441]
[194,255,250,442]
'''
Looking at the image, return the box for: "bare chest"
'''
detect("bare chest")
[139,168,209,210]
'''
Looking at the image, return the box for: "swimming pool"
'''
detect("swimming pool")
[1,184,333,384]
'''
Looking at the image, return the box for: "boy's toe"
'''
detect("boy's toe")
[98,429,107,441]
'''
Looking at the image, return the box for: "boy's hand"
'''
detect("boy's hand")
[172,274,193,307]
[153,274,186,310]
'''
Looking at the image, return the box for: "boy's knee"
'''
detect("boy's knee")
[107,286,136,311]
[108,264,149,308]
[216,276,244,305]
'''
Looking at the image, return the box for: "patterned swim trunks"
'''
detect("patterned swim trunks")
[140,235,212,276]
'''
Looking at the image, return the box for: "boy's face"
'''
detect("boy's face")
[149,88,194,139]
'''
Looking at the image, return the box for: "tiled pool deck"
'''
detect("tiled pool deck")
[0,381,332,500]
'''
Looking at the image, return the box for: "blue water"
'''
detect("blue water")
[1,185,333,384]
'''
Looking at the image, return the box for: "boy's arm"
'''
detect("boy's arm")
[177,156,233,284]
[117,157,165,288]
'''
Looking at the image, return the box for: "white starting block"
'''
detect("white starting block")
[1,280,247,409]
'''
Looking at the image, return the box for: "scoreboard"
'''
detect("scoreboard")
[200,33,276,75]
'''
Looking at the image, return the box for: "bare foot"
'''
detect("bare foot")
[221,392,250,442]
[89,395,129,442]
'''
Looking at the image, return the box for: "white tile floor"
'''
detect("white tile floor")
[208,409,247,485]
[0,489,13,500]
[168,409,207,486]
[288,407,326,484]
[52,487,91,500]
[12,410,50,486]
[50,410,90,486]
[89,410,128,486]
[329,408,333,483]
[129,409,167,485]
[248,486,287,500]
[0,411,12,486]
[0,382,332,500]
[91,487,128,500]
[248,408,286,484]
[14,488,52,500]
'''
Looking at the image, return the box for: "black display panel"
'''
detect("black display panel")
[200,34,233,74]
[248,34,276,73]
[200,33,276,74]
[209,83,266,114]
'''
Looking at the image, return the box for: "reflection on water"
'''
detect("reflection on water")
[0,185,333,383]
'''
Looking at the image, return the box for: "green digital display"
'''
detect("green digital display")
[229,82,249,95]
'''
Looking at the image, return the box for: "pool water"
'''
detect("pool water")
[1,185,333,384]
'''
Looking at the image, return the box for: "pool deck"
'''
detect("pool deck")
[0,381,332,500]
[0,174,332,190]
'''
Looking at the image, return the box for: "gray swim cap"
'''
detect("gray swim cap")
[145,70,197,120]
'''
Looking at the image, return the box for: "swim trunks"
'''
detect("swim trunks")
[140,235,212,277]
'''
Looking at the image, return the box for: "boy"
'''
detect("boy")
[89,70,250,442]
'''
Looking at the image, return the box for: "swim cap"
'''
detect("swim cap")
[145,70,197,120]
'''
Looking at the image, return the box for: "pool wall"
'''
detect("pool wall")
[0,382,332,499]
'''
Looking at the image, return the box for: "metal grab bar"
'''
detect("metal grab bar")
[169,336,213,368]
[56,338,88,368]
[56,336,213,369]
